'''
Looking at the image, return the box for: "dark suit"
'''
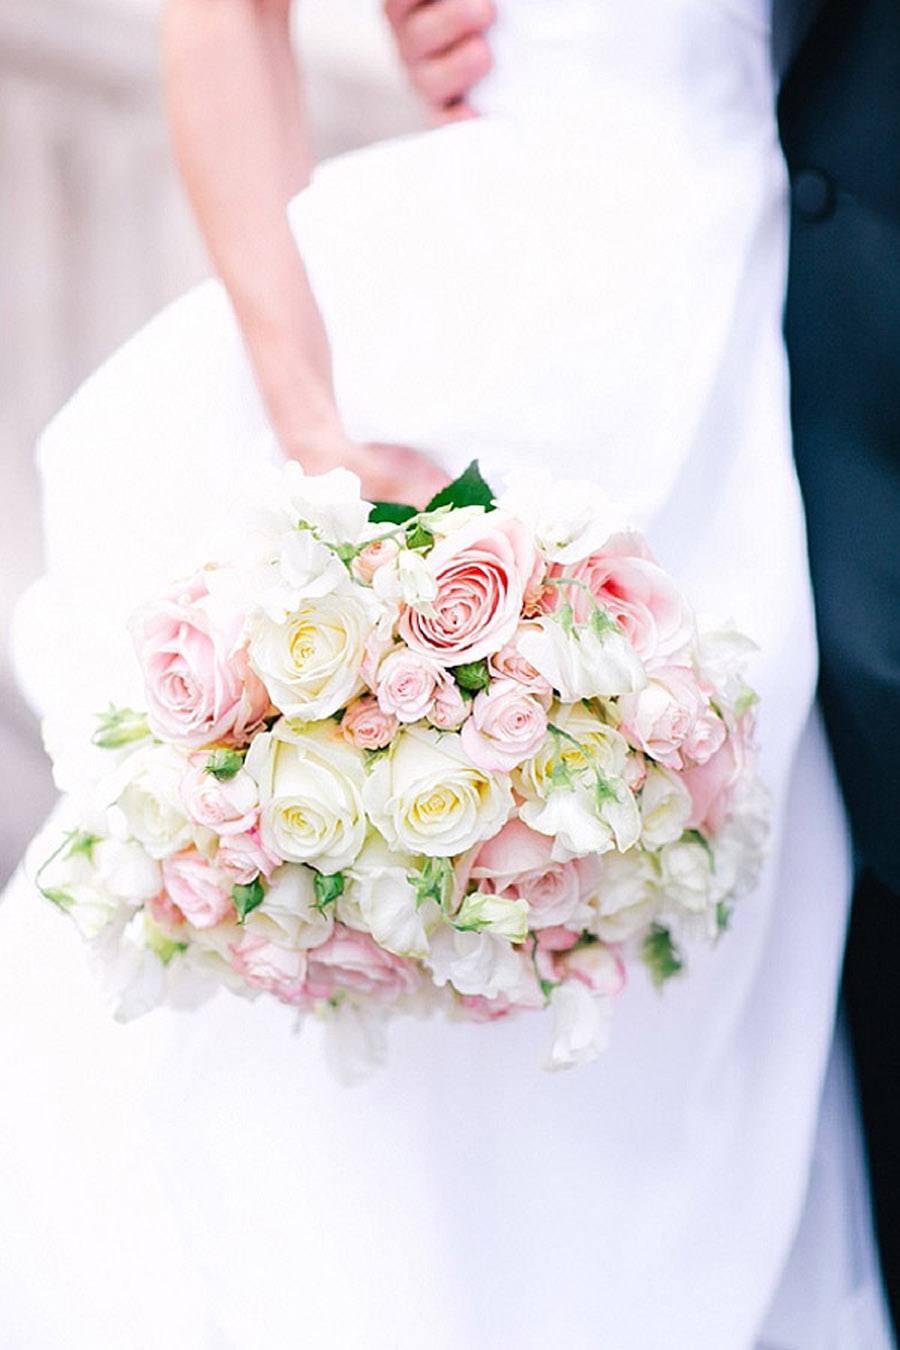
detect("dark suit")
[775,0,900,1335]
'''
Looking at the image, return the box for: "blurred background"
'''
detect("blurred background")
[0,0,425,884]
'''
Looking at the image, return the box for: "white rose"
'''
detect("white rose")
[639,765,693,850]
[542,981,612,1071]
[426,925,523,998]
[659,839,714,914]
[246,721,367,873]
[249,587,375,720]
[346,835,434,958]
[496,469,631,563]
[363,726,513,858]
[104,744,197,859]
[517,613,645,702]
[242,863,333,949]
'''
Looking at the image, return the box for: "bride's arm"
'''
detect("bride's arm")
[162,0,342,467]
[162,0,447,501]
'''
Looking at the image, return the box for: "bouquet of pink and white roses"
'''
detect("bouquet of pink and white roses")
[37,461,768,1073]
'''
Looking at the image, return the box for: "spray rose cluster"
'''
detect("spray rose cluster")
[37,462,768,1073]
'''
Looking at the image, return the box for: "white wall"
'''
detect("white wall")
[0,0,424,882]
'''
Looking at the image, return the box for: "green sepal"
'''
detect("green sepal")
[642,924,684,988]
[92,705,151,749]
[41,887,74,911]
[407,856,454,911]
[232,877,265,924]
[589,605,620,638]
[716,901,732,933]
[368,500,418,525]
[313,871,345,911]
[681,828,715,871]
[424,460,495,514]
[733,684,760,719]
[453,659,490,693]
[66,830,100,860]
[405,522,435,553]
[205,748,243,781]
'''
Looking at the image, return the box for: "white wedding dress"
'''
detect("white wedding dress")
[0,1,892,1347]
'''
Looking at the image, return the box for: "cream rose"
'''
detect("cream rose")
[248,588,374,721]
[246,720,367,873]
[363,725,513,858]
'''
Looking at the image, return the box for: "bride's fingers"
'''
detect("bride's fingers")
[408,33,493,109]
[366,444,452,508]
[394,0,496,63]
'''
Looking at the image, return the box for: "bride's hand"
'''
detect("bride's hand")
[291,433,451,509]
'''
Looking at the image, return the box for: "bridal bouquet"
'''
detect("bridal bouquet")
[37,461,768,1073]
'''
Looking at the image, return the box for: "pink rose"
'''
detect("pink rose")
[351,537,400,586]
[341,694,399,750]
[161,849,233,929]
[130,572,270,749]
[488,630,553,708]
[230,934,308,1004]
[461,680,548,773]
[303,925,420,1005]
[216,827,281,885]
[181,757,259,835]
[398,514,536,666]
[618,665,708,769]
[428,678,470,731]
[471,818,599,929]
[623,751,648,791]
[375,648,445,723]
[555,532,693,664]
[146,889,186,933]
[681,707,754,832]
[557,942,626,997]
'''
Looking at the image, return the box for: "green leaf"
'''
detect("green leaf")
[232,878,265,924]
[205,748,243,781]
[453,659,490,693]
[424,460,495,514]
[642,924,684,988]
[92,705,151,749]
[313,871,345,911]
[369,500,418,525]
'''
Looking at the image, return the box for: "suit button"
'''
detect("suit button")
[792,168,836,222]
